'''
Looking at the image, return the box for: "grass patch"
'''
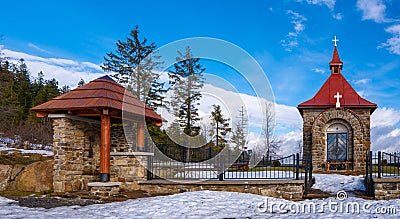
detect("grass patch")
[0,151,52,165]
[0,190,51,200]
[372,165,400,175]
[228,166,305,173]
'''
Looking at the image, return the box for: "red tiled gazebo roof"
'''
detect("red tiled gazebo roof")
[31,75,163,123]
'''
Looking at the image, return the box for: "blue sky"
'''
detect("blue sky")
[2,0,400,153]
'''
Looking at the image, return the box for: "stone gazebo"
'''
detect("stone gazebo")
[31,75,163,193]
[298,39,377,172]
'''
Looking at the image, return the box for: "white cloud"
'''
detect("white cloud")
[356,90,368,98]
[2,48,104,88]
[332,13,343,20]
[378,24,400,55]
[278,131,303,156]
[281,10,307,52]
[296,0,336,10]
[370,108,400,151]
[356,0,387,23]
[312,68,325,74]
[354,78,371,85]
[28,43,51,54]
[371,107,400,128]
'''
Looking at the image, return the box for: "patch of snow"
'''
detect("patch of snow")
[313,174,366,194]
[0,144,53,156]
[1,190,400,218]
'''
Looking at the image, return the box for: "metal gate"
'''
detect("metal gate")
[303,152,313,196]
[365,151,374,197]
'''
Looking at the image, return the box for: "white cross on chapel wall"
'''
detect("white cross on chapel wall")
[334,92,342,108]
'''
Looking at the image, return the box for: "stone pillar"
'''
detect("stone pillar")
[100,112,111,182]
[52,116,100,193]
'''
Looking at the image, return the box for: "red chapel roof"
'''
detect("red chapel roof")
[298,46,377,115]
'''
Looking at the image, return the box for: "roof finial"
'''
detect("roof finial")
[332,36,339,47]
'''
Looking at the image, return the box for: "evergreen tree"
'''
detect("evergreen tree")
[231,106,248,158]
[0,57,19,127]
[77,77,85,87]
[13,59,32,122]
[210,104,231,151]
[168,46,205,137]
[60,85,70,94]
[101,25,165,110]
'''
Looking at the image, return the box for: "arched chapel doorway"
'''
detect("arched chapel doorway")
[326,123,350,163]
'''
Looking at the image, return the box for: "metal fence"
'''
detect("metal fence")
[365,151,400,197]
[148,144,304,181]
[368,151,400,178]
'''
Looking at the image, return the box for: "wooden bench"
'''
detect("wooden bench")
[324,161,352,171]
[230,163,249,171]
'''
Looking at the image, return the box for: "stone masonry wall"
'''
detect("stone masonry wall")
[138,180,304,200]
[110,125,135,152]
[53,118,147,193]
[302,108,371,172]
[52,118,100,193]
[374,178,400,200]
[110,153,148,190]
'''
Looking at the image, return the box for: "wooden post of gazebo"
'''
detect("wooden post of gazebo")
[137,121,145,151]
[100,109,111,182]
[31,75,164,191]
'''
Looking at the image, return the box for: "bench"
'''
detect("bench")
[324,161,352,171]
[230,163,249,171]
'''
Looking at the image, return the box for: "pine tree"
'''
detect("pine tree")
[77,77,85,87]
[168,46,205,137]
[101,25,165,110]
[231,106,248,159]
[13,59,32,122]
[59,85,70,94]
[210,104,231,151]
[0,57,19,128]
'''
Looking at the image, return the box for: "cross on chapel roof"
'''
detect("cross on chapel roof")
[332,36,339,47]
[297,38,377,114]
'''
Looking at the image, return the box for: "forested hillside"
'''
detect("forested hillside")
[0,55,71,146]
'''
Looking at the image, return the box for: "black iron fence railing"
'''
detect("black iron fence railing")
[367,151,400,178]
[148,144,307,181]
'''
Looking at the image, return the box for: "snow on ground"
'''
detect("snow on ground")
[313,173,366,194]
[0,142,53,156]
[1,190,400,218]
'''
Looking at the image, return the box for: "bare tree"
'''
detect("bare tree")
[263,102,280,159]
[296,139,303,159]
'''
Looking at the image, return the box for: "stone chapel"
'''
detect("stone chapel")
[298,37,377,172]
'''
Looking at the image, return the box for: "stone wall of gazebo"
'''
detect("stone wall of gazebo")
[51,115,148,193]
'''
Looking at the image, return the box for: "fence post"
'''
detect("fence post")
[365,151,368,181]
[304,153,309,196]
[378,151,381,178]
[218,154,224,181]
[296,153,299,180]
[182,147,186,163]
[147,155,153,180]
[369,151,373,181]
[366,151,369,177]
